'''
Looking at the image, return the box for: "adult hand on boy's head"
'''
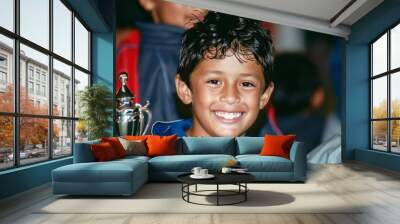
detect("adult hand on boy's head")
[139,0,207,29]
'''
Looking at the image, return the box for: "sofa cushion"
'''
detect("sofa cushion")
[52,158,147,183]
[115,155,150,163]
[148,154,235,172]
[177,137,235,155]
[236,155,293,172]
[73,139,100,163]
[235,137,263,155]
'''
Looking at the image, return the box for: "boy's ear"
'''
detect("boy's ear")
[175,74,193,105]
[138,0,156,11]
[259,82,274,109]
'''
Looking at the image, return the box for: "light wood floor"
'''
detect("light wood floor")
[1,162,400,224]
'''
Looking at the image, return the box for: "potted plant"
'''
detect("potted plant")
[79,84,113,140]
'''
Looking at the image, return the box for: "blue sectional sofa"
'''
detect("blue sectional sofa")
[52,137,306,196]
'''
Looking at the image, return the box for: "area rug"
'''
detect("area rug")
[37,183,361,214]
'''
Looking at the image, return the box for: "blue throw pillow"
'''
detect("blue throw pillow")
[179,137,235,155]
[235,137,264,155]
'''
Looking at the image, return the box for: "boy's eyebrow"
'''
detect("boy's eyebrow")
[239,73,259,78]
[204,71,258,77]
[204,70,224,75]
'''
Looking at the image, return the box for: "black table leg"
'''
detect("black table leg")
[187,184,190,202]
[217,184,219,206]
[245,183,247,201]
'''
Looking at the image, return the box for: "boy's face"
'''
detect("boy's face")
[176,53,274,137]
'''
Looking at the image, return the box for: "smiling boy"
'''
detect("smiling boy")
[152,11,274,137]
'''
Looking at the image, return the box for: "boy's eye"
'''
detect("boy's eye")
[206,79,221,86]
[241,81,256,88]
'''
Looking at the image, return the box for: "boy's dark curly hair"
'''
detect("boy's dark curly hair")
[177,11,274,88]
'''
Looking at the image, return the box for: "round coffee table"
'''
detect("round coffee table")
[177,172,255,206]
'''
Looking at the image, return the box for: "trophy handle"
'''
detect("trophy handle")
[141,107,152,135]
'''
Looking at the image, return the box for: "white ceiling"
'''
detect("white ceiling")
[167,0,384,39]
[227,0,352,22]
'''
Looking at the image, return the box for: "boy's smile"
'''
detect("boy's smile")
[176,52,274,137]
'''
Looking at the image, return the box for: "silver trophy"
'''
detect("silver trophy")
[116,72,152,136]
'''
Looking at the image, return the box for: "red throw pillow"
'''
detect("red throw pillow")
[91,142,117,161]
[146,135,177,157]
[101,137,126,158]
[259,135,296,159]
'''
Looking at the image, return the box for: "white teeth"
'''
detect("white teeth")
[215,111,242,120]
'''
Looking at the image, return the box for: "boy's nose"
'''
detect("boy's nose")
[220,86,240,105]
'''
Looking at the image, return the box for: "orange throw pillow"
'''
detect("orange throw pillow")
[146,135,177,157]
[260,135,296,159]
[124,135,149,141]
[91,142,117,161]
[101,137,126,158]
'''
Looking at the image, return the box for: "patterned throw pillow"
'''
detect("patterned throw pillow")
[118,137,147,156]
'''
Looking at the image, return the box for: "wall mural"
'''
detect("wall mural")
[115,0,343,161]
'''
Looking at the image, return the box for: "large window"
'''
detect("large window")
[370,22,400,154]
[0,0,91,171]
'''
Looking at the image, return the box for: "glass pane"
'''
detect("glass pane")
[20,117,49,165]
[53,119,72,158]
[391,24,400,70]
[20,44,49,115]
[372,33,387,76]
[0,34,14,112]
[53,0,72,60]
[53,59,72,117]
[20,0,49,49]
[391,120,400,153]
[74,69,89,118]
[372,77,387,119]
[391,72,400,118]
[74,17,89,70]
[0,0,14,31]
[75,120,88,143]
[0,116,13,170]
[372,121,388,151]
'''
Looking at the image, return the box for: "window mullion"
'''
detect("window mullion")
[49,0,53,160]
[370,45,373,149]
[71,10,76,154]
[13,0,20,167]
[388,29,391,152]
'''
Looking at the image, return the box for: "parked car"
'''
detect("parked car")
[7,150,32,160]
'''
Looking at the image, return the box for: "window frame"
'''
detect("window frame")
[0,0,92,171]
[369,19,400,154]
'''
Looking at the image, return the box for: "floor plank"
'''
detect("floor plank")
[1,162,400,224]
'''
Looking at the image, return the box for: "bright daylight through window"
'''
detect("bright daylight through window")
[371,22,400,153]
[0,0,91,170]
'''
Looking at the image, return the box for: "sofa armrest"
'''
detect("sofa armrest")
[73,140,100,163]
[289,141,307,181]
